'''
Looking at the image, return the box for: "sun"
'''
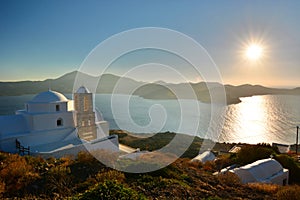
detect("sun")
[246,44,263,61]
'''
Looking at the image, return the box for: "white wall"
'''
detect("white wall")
[232,169,256,184]
[27,102,68,113]
[28,103,50,113]
[31,135,120,159]
[96,121,109,138]
[31,112,75,131]
[232,167,289,186]
[68,101,74,111]
[268,170,289,186]
[18,128,75,147]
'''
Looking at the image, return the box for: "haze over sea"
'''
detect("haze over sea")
[0,94,299,145]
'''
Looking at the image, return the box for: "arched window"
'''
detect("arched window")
[57,118,63,126]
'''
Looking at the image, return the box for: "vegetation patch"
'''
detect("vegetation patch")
[0,132,300,199]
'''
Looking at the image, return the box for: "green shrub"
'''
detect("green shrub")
[275,154,300,184]
[77,151,98,165]
[45,166,73,196]
[215,154,234,171]
[74,176,97,194]
[96,169,125,183]
[235,145,275,165]
[118,159,164,173]
[257,143,280,154]
[76,180,145,200]
[134,175,167,190]
[72,151,105,182]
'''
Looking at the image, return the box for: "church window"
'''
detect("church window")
[57,118,63,126]
[88,120,91,126]
[56,105,60,111]
[82,121,85,126]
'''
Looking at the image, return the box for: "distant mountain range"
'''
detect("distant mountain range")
[1,71,300,104]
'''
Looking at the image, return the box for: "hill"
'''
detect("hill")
[1,140,300,199]
[111,130,234,158]
[1,71,300,104]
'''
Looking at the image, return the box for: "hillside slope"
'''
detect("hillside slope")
[1,71,299,104]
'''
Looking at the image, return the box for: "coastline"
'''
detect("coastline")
[109,130,299,158]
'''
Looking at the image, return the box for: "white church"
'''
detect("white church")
[0,86,119,158]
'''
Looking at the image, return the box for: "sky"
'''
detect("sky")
[0,0,300,87]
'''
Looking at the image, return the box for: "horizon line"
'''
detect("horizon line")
[0,70,299,89]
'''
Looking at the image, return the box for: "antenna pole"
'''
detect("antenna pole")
[296,126,299,154]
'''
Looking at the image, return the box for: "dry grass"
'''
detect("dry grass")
[217,172,241,187]
[276,185,300,200]
[247,183,279,194]
[96,169,126,183]
[0,153,39,194]
[202,160,216,172]
[1,149,299,199]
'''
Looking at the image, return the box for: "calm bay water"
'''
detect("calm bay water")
[0,94,299,144]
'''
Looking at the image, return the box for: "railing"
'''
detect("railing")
[15,139,30,155]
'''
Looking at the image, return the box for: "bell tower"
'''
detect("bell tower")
[74,86,97,141]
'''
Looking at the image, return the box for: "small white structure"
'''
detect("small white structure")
[231,158,289,186]
[191,151,216,163]
[0,87,119,157]
[272,143,290,154]
[228,145,242,153]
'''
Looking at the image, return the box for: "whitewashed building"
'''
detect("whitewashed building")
[231,158,289,186]
[272,143,290,154]
[0,87,119,157]
[191,151,216,163]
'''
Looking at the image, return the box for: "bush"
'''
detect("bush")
[215,154,233,171]
[202,161,216,172]
[276,185,300,200]
[96,169,125,183]
[275,154,300,184]
[247,183,279,194]
[0,181,5,197]
[91,149,120,168]
[45,166,73,196]
[72,151,106,181]
[235,145,275,165]
[0,153,39,195]
[217,172,241,187]
[76,180,145,200]
[77,151,98,165]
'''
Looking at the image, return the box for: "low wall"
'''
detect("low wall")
[32,135,119,159]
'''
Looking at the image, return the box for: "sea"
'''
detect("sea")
[0,94,299,145]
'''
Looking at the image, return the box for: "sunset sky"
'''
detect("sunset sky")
[0,1,300,87]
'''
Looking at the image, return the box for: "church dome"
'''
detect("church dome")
[76,86,90,94]
[31,90,68,103]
